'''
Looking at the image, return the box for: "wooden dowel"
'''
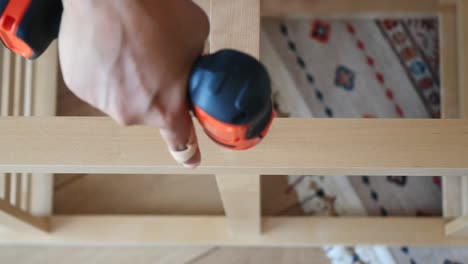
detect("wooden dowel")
[0,50,14,205]
[0,48,4,200]
[210,0,262,236]
[11,55,25,209]
[23,60,33,117]
[14,174,21,209]
[25,174,31,212]
[12,55,24,117]
[1,50,12,116]
[4,174,10,203]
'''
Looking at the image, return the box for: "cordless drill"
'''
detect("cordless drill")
[0,0,274,150]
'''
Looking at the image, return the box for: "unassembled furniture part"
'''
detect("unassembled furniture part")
[1,0,468,246]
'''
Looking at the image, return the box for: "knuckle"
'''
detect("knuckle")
[159,113,177,130]
[111,108,138,126]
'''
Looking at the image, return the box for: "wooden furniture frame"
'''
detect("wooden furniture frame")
[1,0,468,246]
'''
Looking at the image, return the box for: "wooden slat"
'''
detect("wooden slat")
[0,50,14,204]
[24,174,31,212]
[12,55,25,210]
[13,55,24,117]
[0,198,48,232]
[210,0,261,236]
[1,50,13,116]
[14,174,21,209]
[1,118,468,175]
[216,175,261,235]
[210,0,260,55]
[441,7,460,119]
[0,216,468,246]
[3,174,10,202]
[29,42,58,217]
[23,59,33,213]
[446,215,468,235]
[441,7,463,218]
[444,0,468,234]
[458,0,468,118]
[29,174,53,217]
[32,41,57,117]
[0,48,8,202]
[261,0,454,18]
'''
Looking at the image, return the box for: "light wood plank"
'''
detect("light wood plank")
[463,176,468,215]
[32,41,57,117]
[261,0,454,18]
[446,216,468,235]
[1,216,468,246]
[441,7,460,119]
[216,174,261,235]
[29,174,53,217]
[444,0,468,234]
[1,50,13,116]
[24,174,31,212]
[444,175,463,217]
[1,118,468,175]
[0,48,10,203]
[14,174,21,209]
[0,198,48,232]
[190,248,330,264]
[12,55,24,117]
[441,7,463,218]
[12,57,24,212]
[210,0,261,237]
[0,247,214,264]
[28,42,58,217]
[210,0,260,56]
[3,174,10,202]
[458,0,468,117]
[54,174,223,215]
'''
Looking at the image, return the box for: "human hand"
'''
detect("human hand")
[58,0,209,167]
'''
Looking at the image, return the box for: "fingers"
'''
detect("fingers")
[144,101,201,168]
[160,112,201,168]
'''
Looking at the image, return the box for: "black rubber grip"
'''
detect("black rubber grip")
[17,0,62,59]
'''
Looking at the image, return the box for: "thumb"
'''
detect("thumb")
[147,101,201,168]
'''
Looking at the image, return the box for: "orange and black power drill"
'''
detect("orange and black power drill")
[0,0,274,150]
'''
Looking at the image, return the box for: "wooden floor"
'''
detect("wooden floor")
[0,77,330,263]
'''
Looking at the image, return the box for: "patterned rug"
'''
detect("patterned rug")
[262,17,468,264]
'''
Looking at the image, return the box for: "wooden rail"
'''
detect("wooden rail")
[0,118,467,176]
[0,216,466,246]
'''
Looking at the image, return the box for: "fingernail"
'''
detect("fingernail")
[168,142,198,165]
[175,144,187,151]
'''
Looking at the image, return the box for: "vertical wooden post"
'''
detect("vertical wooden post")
[441,5,462,218]
[459,0,468,219]
[28,41,58,217]
[0,44,56,231]
[0,50,13,203]
[445,0,468,235]
[210,0,262,235]
[458,0,468,119]
[215,174,261,234]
